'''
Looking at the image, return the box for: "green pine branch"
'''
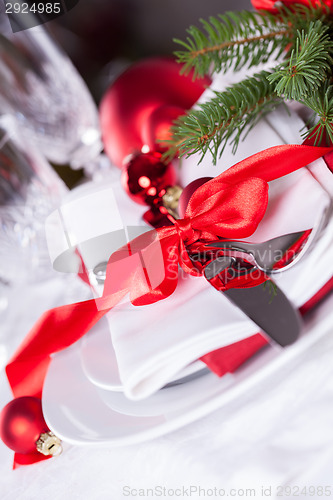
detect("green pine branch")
[163,4,333,164]
[267,21,333,100]
[163,71,282,165]
[173,4,329,79]
[263,279,278,300]
[301,83,333,145]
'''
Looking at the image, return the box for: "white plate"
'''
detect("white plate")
[96,368,211,417]
[42,294,333,447]
[80,317,206,392]
[80,317,123,391]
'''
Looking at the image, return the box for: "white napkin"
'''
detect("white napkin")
[108,103,333,400]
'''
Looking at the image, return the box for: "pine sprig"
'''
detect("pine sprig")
[174,10,290,78]
[163,71,282,164]
[173,4,329,79]
[301,83,333,145]
[267,21,333,100]
[263,279,278,300]
[164,2,333,163]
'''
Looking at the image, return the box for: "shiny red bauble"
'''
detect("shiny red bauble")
[100,57,211,167]
[0,397,48,454]
[141,104,185,151]
[121,151,176,206]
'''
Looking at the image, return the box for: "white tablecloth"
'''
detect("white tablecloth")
[1,274,333,500]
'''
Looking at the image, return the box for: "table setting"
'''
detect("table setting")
[1,1,333,498]
[38,101,333,447]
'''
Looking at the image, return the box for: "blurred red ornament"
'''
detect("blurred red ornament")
[0,397,48,454]
[100,57,211,167]
[141,104,185,152]
[251,0,333,12]
[121,151,176,206]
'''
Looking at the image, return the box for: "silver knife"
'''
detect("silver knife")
[203,256,302,347]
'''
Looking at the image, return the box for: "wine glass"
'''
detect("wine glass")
[0,8,107,176]
[0,114,69,365]
[0,115,67,285]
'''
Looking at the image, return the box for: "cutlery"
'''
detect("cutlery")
[203,255,302,347]
[193,192,331,347]
[162,367,210,389]
[93,261,108,284]
[224,280,302,347]
[202,231,308,279]
[92,230,309,284]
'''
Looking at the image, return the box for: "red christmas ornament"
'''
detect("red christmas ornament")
[1,397,48,454]
[141,104,185,152]
[121,151,176,206]
[251,0,333,13]
[100,57,211,167]
[0,397,62,456]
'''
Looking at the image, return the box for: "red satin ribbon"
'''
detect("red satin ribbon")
[5,143,333,467]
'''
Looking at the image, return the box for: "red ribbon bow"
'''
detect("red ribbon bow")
[4,142,333,467]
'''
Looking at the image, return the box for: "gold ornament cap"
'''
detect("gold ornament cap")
[162,185,183,218]
[36,431,63,457]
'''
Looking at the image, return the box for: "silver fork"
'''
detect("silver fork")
[201,195,332,280]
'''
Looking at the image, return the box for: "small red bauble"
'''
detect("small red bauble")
[0,397,48,454]
[121,151,176,206]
